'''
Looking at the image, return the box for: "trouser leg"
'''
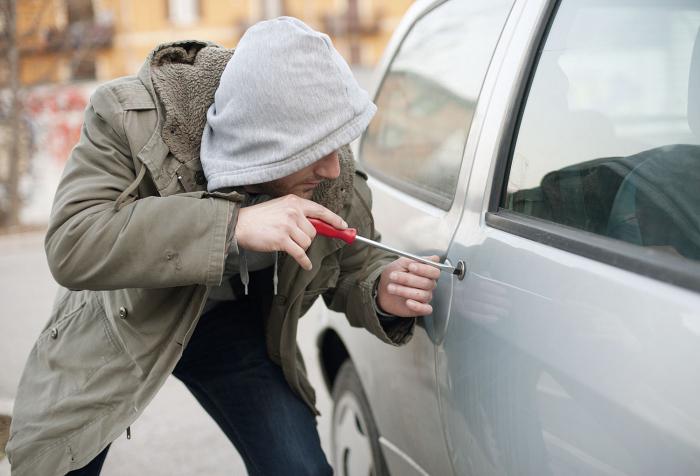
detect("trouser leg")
[64,444,110,476]
[172,298,332,476]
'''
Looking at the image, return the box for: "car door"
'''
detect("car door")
[354,0,516,474]
[437,0,700,474]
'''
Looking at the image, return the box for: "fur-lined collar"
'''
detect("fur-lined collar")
[144,40,355,214]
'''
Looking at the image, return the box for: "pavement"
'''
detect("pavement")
[0,231,332,475]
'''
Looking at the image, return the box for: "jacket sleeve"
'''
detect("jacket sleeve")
[323,177,415,346]
[45,85,238,291]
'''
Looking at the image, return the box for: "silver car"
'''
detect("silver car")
[311,0,700,474]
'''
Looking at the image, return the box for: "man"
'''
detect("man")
[6,17,439,475]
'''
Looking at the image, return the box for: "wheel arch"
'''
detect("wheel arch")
[317,328,351,393]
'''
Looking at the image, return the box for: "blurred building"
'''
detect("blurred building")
[14,0,114,85]
[14,0,412,86]
[0,0,411,227]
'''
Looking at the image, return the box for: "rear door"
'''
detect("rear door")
[354,0,516,473]
[437,0,700,474]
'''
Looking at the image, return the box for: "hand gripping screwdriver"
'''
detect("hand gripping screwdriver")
[309,218,459,275]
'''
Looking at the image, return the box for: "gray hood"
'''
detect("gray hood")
[199,16,376,190]
[147,38,357,215]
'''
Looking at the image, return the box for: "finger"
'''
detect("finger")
[388,271,436,290]
[300,200,348,229]
[283,237,312,270]
[406,299,432,315]
[290,226,313,250]
[298,217,317,240]
[386,283,432,303]
[407,260,441,280]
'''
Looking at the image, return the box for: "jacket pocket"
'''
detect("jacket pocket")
[300,261,341,314]
[34,292,123,402]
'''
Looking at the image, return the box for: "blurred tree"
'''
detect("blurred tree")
[0,0,23,228]
[322,0,381,65]
[0,0,114,229]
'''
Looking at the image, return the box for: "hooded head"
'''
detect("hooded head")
[200,16,377,192]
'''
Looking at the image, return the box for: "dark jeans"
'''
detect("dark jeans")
[68,278,332,476]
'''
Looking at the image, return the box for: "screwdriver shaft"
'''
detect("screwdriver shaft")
[308,218,457,275]
[354,235,456,274]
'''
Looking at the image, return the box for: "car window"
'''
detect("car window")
[504,0,700,263]
[360,0,515,210]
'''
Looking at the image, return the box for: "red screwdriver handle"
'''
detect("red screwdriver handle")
[309,218,357,245]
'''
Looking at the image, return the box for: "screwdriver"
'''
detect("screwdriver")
[309,218,459,275]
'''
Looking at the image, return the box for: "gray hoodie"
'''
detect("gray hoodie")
[200,16,376,190]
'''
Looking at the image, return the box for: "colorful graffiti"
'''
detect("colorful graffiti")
[24,83,95,164]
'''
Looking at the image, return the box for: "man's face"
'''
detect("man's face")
[247,150,341,199]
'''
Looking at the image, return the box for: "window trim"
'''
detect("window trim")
[488,0,561,214]
[486,0,700,294]
[488,210,700,292]
[360,164,455,210]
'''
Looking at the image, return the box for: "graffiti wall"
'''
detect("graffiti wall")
[18,82,96,224]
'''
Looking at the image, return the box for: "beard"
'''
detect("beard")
[254,174,328,199]
[252,178,288,197]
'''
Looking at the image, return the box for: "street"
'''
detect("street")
[0,231,332,475]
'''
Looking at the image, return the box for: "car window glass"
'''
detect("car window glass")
[361,0,515,210]
[505,0,700,263]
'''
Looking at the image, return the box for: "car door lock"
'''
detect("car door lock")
[455,260,467,280]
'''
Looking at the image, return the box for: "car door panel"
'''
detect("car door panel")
[439,229,700,475]
[350,0,518,472]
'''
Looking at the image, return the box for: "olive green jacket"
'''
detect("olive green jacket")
[6,40,414,476]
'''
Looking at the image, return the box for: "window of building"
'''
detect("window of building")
[359,0,515,210]
[168,0,199,26]
[70,57,96,80]
[67,0,94,24]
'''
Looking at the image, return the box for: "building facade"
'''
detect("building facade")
[1,0,411,226]
[16,0,413,86]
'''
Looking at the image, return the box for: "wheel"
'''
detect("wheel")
[331,360,390,476]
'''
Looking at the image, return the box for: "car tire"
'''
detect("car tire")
[331,360,390,476]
